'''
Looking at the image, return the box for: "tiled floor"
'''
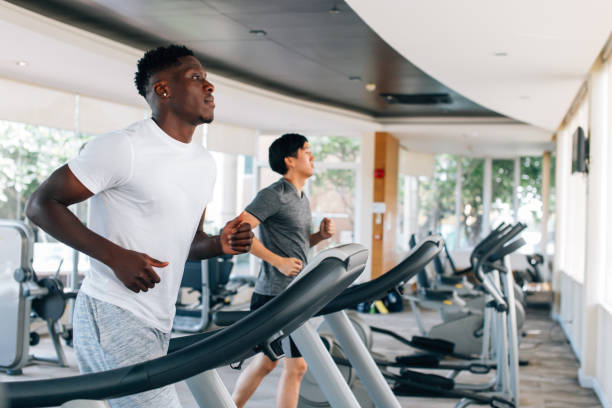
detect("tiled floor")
[1,304,602,408]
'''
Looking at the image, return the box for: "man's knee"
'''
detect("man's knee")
[256,354,279,375]
[285,357,308,378]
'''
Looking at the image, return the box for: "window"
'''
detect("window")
[457,157,484,248]
[517,156,543,253]
[205,151,256,275]
[0,119,92,275]
[308,136,360,252]
[491,159,515,230]
[412,154,458,246]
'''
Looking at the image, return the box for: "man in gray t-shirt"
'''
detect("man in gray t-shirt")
[232,133,335,408]
[245,176,312,296]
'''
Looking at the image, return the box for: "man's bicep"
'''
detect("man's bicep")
[244,188,279,225]
[238,210,261,229]
[38,165,94,206]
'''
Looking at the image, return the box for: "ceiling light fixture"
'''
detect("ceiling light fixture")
[365,83,376,92]
[329,5,340,15]
[493,52,508,57]
[16,60,28,67]
[249,29,267,36]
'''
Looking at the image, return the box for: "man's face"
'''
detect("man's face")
[290,142,315,178]
[163,55,215,125]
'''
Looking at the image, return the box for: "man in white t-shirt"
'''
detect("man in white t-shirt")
[25,45,253,408]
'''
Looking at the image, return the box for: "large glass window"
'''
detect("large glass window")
[491,159,515,229]
[517,156,543,253]
[0,120,92,275]
[457,157,484,248]
[205,151,256,275]
[403,154,547,253]
[308,136,360,252]
[412,154,457,246]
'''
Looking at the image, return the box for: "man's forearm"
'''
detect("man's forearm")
[250,236,281,268]
[188,231,223,260]
[26,197,120,266]
[309,231,324,247]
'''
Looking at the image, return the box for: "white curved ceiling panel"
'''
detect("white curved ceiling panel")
[347,0,612,131]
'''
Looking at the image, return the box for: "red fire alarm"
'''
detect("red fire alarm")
[374,168,385,178]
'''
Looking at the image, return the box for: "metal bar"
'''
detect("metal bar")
[324,311,400,408]
[291,321,362,408]
[186,369,237,408]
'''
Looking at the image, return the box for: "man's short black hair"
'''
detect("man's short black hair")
[269,133,308,175]
[134,45,194,98]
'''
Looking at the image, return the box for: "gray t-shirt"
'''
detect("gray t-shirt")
[246,178,312,296]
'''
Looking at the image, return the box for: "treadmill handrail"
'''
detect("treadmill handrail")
[317,235,443,315]
[212,236,443,327]
[4,244,368,408]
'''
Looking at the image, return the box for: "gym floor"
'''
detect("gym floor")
[0,303,601,408]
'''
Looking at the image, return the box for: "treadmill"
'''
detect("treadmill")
[1,243,368,408]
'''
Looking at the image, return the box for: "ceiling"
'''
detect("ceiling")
[347,0,612,131]
[3,0,589,156]
[6,0,501,119]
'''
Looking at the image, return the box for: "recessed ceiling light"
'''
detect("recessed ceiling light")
[493,52,508,57]
[249,29,267,36]
[365,83,376,92]
[329,5,340,15]
[16,60,28,67]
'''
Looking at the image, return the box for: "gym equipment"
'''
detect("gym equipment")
[3,243,368,408]
[0,220,77,376]
[406,225,526,356]
[173,255,255,332]
[300,233,522,408]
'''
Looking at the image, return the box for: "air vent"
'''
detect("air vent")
[380,93,452,105]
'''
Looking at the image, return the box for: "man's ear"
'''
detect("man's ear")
[152,80,170,99]
[284,156,294,170]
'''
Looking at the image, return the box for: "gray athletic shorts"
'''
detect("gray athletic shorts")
[73,292,181,408]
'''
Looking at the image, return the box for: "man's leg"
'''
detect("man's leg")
[277,357,308,408]
[232,353,279,408]
[73,292,181,408]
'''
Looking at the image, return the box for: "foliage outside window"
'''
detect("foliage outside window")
[490,159,515,230]
[517,156,544,252]
[0,120,92,274]
[308,136,360,252]
[414,154,457,246]
[456,158,484,248]
[0,121,91,220]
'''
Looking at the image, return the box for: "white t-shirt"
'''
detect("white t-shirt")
[68,118,216,332]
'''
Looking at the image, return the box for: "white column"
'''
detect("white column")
[540,152,551,253]
[454,157,463,249]
[552,130,569,315]
[482,157,493,237]
[513,157,520,222]
[357,132,374,280]
[581,64,609,379]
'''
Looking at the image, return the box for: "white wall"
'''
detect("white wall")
[554,54,612,408]
[558,273,584,360]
